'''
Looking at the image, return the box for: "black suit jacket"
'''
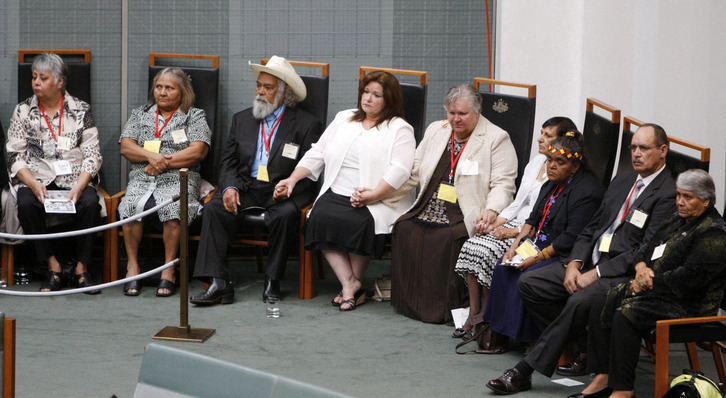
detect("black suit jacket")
[525,170,605,258]
[567,169,677,277]
[218,106,323,209]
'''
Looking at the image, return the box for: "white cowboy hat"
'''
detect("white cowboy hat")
[249,56,307,102]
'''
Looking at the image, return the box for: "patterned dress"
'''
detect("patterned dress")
[118,104,211,223]
[6,94,102,188]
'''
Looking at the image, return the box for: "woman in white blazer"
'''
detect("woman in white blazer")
[389,84,518,324]
[276,71,415,311]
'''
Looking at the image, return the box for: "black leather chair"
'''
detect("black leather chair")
[18,49,92,103]
[616,116,710,178]
[649,303,726,397]
[225,59,330,300]
[582,98,621,187]
[108,53,220,281]
[359,66,428,144]
[474,77,536,188]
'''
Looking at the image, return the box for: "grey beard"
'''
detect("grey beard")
[252,96,277,119]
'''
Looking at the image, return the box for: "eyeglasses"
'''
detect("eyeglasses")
[629,144,656,152]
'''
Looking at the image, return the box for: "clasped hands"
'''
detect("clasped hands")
[144,153,172,177]
[629,261,654,294]
[473,210,500,235]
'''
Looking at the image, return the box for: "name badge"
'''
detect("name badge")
[143,140,161,153]
[515,238,539,260]
[57,136,72,151]
[257,165,270,182]
[598,234,612,252]
[651,243,666,260]
[628,209,648,229]
[460,159,479,176]
[53,160,72,176]
[171,129,188,144]
[437,183,457,203]
[282,143,300,160]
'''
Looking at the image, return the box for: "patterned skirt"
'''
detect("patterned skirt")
[454,220,523,288]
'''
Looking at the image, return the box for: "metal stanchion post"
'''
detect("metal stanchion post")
[154,168,215,343]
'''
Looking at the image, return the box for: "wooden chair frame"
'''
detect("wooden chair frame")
[587,98,621,124]
[2,316,15,398]
[359,66,427,84]
[624,116,711,163]
[654,315,726,397]
[472,77,536,98]
[18,49,91,63]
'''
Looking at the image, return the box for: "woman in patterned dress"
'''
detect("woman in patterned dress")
[451,116,577,338]
[6,52,103,293]
[573,169,726,398]
[119,67,211,297]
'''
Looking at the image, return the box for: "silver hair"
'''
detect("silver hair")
[31,52,67,93]
[277,79,299,108]
[443,84,482,114]
[676,169,716,204]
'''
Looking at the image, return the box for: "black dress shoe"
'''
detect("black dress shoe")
[190,279,234,306]
[262,276,281,302]
[566,387,612,398]
[486,368,532,395]
[556,354,588,377]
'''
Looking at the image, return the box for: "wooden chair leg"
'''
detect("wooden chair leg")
[711,341,726,387]
[3,316,15,398]
[654,326,671,398]
[1,246,14,287]
[298,248,316,300]
[685,342,701,371]
[110,227,119,281]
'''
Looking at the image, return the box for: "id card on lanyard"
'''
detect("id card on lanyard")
[438,133,468,203]
[257,109,286,182]
[146,106,179,153]
[39,96,67,150]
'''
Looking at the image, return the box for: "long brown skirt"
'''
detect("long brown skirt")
[390,219,469,324]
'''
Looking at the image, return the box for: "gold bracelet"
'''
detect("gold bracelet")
[542,249,550,260]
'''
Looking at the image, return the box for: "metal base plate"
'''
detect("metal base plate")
[153,326,216,343]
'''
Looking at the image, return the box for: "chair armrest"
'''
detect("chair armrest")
[299,203,312,226]
[203,186,218,204]
[656,315,726,328]
[107,190,126,222]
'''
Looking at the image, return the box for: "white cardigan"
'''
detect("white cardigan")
[297,109,416,234]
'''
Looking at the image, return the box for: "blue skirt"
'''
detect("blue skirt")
[482,256,561,342]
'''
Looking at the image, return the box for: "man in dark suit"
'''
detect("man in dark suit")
[190,56,322,306]
[486,124,676,395]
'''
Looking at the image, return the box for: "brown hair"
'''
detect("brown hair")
[350,70,404,128]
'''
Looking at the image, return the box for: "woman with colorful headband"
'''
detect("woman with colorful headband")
[477,131,604,353]
[451,116,578,339]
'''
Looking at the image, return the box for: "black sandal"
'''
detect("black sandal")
[40,271,63,292]
[156,279,176,297]
[339,289,366,312]
[74,272,101,295]
[123,280,142,296]
[331,291,343,306]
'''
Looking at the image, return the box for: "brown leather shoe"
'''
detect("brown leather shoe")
[556,354,588,377]
[486,368,531,395]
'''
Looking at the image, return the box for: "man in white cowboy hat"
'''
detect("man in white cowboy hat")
[191,55,322,306]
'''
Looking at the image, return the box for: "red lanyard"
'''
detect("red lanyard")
[449,133,468,183]
[261,109,286,157]
[620,181,639,222]
[155,106,178,138]
[536,184,566,241]
[38,96,64,142]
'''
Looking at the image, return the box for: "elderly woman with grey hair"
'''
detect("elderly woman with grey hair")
[6,52,103,293]
[389,84,518,323]
[570,169,726,398]
[119,67,211,297]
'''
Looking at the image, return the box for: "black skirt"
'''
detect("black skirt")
[304,189,377,256]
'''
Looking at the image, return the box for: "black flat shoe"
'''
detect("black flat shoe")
[262,276,281,302]
[190,279,234,306]
[74,272,101,295]
[123,280,141,296]
[452,327,474,339]
[340,289,366,312]
[40,271,63,292]
[566,387,612,398]
[156,279,176,297]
